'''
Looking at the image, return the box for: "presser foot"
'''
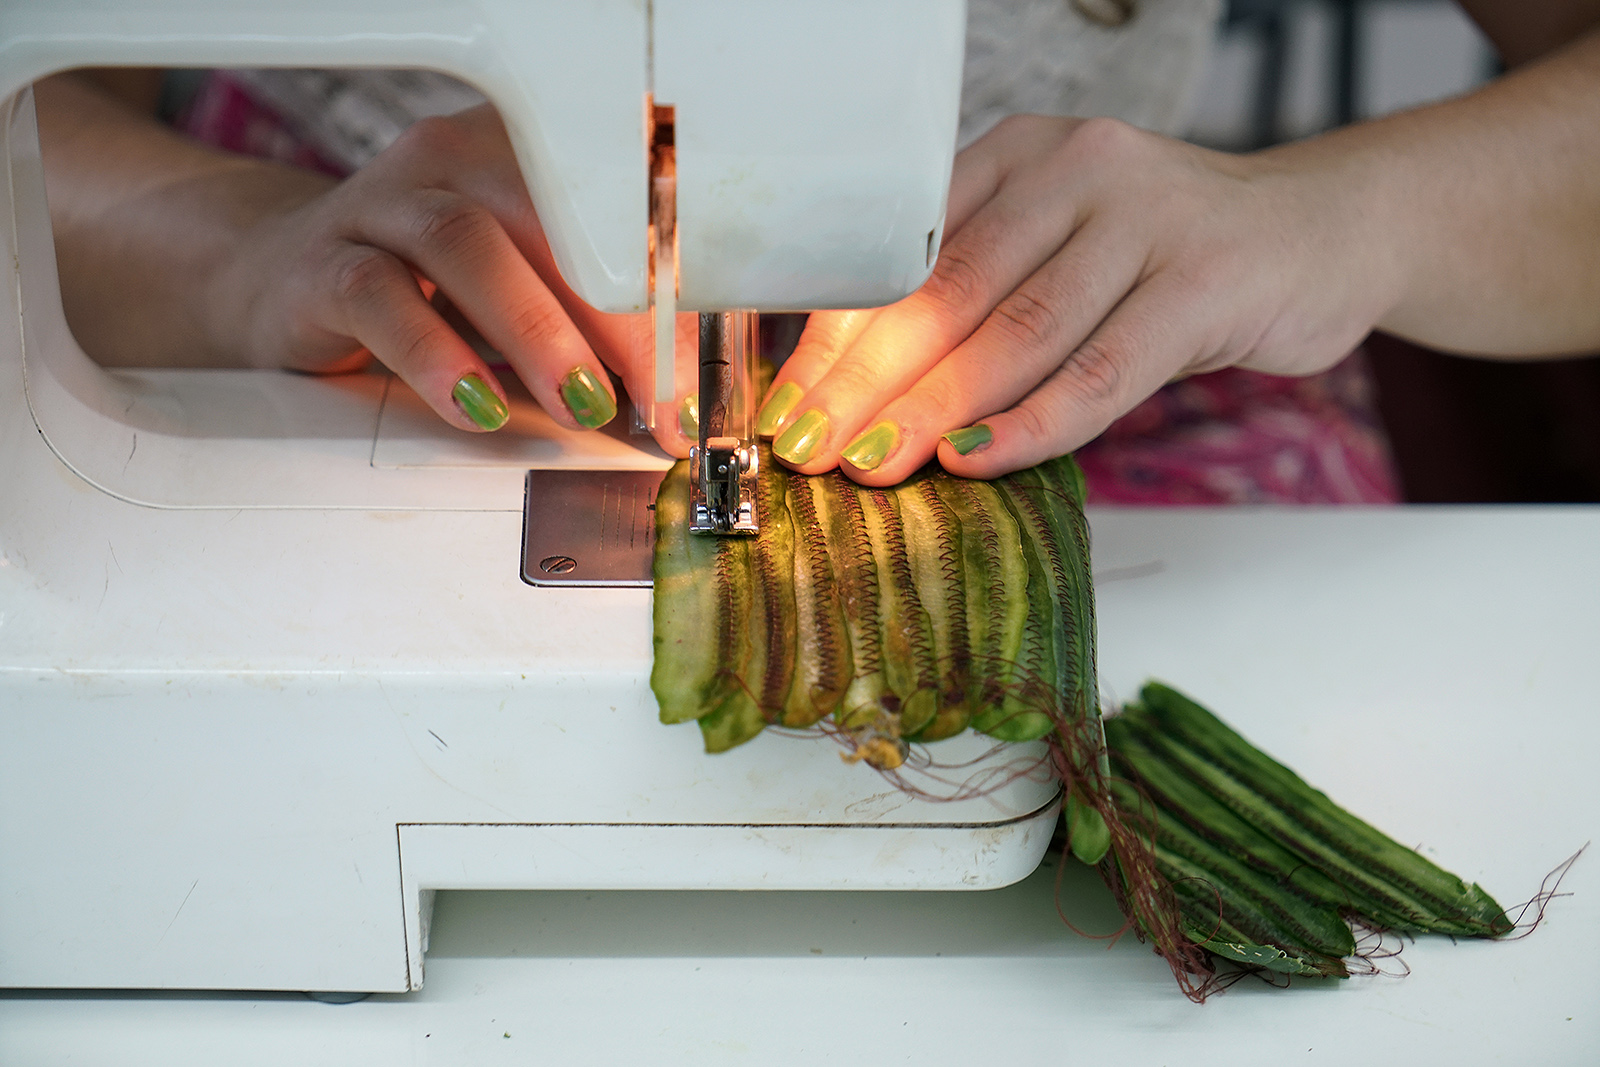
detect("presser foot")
[689,436,758,535]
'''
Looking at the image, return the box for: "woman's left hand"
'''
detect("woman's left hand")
[756,115,1402,483]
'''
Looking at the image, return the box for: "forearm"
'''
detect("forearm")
[1263,28,1600,358]
[35,72,334,367]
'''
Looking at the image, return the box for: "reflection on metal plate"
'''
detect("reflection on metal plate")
[521,470,664,587]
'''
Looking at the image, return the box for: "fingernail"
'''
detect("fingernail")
[756,381,804,437]
[942,423,993,456]
[773,408,829,465]
[452,373,508,431]
[560,366,616,430]
[678,394,699,438]
[840,420,900,471]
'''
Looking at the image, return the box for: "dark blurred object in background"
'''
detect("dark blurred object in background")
[1215,1,1597,503]
[1367,333,1600,503]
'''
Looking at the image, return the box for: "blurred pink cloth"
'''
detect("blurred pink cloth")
[174,72,345,177]
[1076,354,1401,505]
[176,70,1402,506]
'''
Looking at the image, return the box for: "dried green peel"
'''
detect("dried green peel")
[781,473,853,727]
[1095,682,1513,995]
[1106,683,1513,952]
[652,448,1103,770]
[650,453,1512,998]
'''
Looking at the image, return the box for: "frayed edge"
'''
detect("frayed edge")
[1499,842,1587,940]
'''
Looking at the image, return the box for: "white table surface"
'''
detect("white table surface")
[4,506,1597,1066]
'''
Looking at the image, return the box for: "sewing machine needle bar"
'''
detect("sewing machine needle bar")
[649,102,677,408]
[689,312,759,536]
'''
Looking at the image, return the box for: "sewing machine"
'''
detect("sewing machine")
[0,0,1063,995]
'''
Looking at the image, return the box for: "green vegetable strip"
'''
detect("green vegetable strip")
[972,483,1057,742]
[1178,908,1333,978]
[751,453,797,719]
[1107,777,1357,959]
[817,473,889,726]
[695,529,765,753]
[1157,845,1348,977]
[1004,460,1110,863]
[685,458,770,752]
[652,463,737,724]
[1141,684,1509,934]
[1119,691,1509,935]
[1129,721,1476,933]
[996,477,1073,716]
[1064,788,1113,866]
[937,479,1038,737]
[901,475,972,742]
[1013,461,1097,724]
[1105,720,1366,919]
[1136,683,1508,934]
[782,473,852,727]
[861,486,940,737]
[1051,460,1099,729]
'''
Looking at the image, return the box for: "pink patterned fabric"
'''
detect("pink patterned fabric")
[170,71,1402,506]
[1077,353,1401,504]
[174,72,348,178]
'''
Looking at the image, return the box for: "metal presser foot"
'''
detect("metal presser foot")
[689,312,759,536]
[521,311,759,586]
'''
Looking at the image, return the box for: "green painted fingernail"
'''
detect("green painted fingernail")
[942,423,993,456]
[452,373,508,431]
[679,394,699,438]
[840,420,900,471]
[756,381,803,437]
[773,408,829,465]
[560,366,616,430]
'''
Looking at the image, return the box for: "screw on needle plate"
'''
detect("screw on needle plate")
[540,555,577,574]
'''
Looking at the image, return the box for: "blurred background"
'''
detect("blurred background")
[60,2,1600,503]
[1192,0,1493,150]
[1192,1,1600,503]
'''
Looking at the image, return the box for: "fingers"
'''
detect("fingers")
[937,279,1194,479]
[834,216,1150,484]
[427,181,697,457]
[502,221,700,458]
[756,309,879,434]
[350,187,617,432]
[326,244,510,432]
[756,119,1064,427]
[607,311,699,459]
[761,170,1090,475]
[942,114,1076,238]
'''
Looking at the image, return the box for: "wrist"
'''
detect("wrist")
[195,162,335,368]
[1254,129,1422,346]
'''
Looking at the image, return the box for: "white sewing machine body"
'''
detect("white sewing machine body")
[0,0,1063,994]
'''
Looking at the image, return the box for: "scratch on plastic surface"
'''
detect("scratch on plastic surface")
[379,678,515,818]
[98,542,119,609]
[155,879,200,948]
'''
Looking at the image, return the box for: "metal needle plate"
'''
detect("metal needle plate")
[521,469,666,587]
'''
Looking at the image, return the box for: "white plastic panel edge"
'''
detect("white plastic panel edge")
[397,809,1059,988]
[657,0,966,310]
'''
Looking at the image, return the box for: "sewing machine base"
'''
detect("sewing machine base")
[4,666,1059,992]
